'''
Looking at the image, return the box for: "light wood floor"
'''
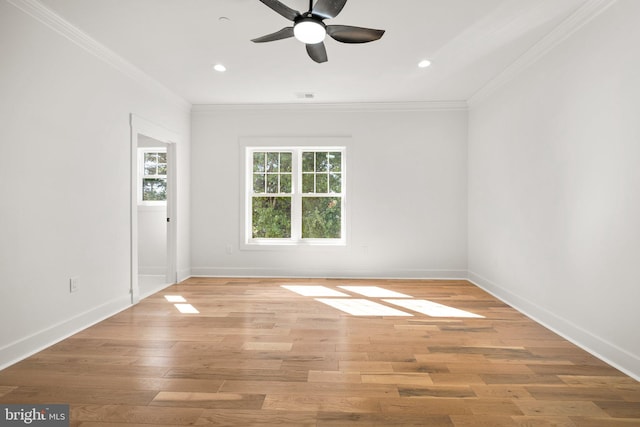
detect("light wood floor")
[1,277,638,426]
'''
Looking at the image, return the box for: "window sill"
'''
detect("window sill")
[241,239,347,251]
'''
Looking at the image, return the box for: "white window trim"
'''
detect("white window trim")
[138,147,167,206]
[240,137,350,250]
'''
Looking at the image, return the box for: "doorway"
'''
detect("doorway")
[130,114,178,304]
[137,139,169,297]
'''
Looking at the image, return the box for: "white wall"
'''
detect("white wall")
[0,2,190,368]
[468,0,640,379]
[191,106,468,278]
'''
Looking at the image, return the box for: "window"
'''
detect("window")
[139,149,167,204]
[246,147,345,245]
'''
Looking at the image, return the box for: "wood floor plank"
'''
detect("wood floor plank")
[510,415,576,427]
[471,384,534,400]
[450,415,518,427]
[0,371,224,393]
[568,417,640,426]
[318,412,455,427]
[71,404,204,425]
[593,400,640,418]
[379,397,473,415]
[0,386,157,406]
[195,408,318,426]
[261,394,379,413]
[515,399,610,416]
[0,385,15,394]
[526,384,629,401]
[0,277,637,426]
[398,385,476,398]
[361,372,433,386]
[307,370,363,383]
[150,391,265,410]
[219,379,399,398]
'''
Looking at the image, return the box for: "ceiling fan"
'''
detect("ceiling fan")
[251,0,385,63]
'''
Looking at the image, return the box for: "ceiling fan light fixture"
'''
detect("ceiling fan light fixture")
[252,0,385,63]
[294,18,326,44]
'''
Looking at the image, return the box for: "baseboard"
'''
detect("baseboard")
[467,271,640,381]
[0,295,131,371]
[190,267,468,280]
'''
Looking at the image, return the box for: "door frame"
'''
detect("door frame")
[130,114,179,304]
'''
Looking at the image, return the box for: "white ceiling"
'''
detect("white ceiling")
[38,0,588,105]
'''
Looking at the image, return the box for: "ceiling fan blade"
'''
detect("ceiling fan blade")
[312,0,347,19]
[306,42,328,63]
[258,0,300,21]
[251,27,294,43]
[327,25,385,43]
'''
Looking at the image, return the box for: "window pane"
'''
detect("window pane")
[302,152,315,172]
[280,173,291,193]
[280,152,292,172]
[302,173,314,193]
[266,174,279,193]
[253,173,265,193]
[329,152,341,172]
[316,174,328,193]
[144,153,157,175]
[157,163,167,175]
[329,173,341,193]
[315,152,328,172]
[253,152,265,172]
[157,152,167,163]
[252,197,291,238]
[142,178,166,201]
[266,152,279,172]
[302,197,341,239]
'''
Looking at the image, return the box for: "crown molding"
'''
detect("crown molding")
[8,0,191,112]
[192,101,468,114]
[467,0,618,108]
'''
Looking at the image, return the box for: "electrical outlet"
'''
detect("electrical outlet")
[69,276,79,293]
[225,244,233,254]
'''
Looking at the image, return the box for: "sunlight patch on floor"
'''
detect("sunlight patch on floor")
[338,286,412,298]
[281,285,350,297]
[281,285,484,318]
[174,303,200,314]
[384,299,484,318]
[315,298,413,317]
[165,295,199,314]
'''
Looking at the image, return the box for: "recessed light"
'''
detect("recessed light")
[418,59,432,68]
[213,64,226,72]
